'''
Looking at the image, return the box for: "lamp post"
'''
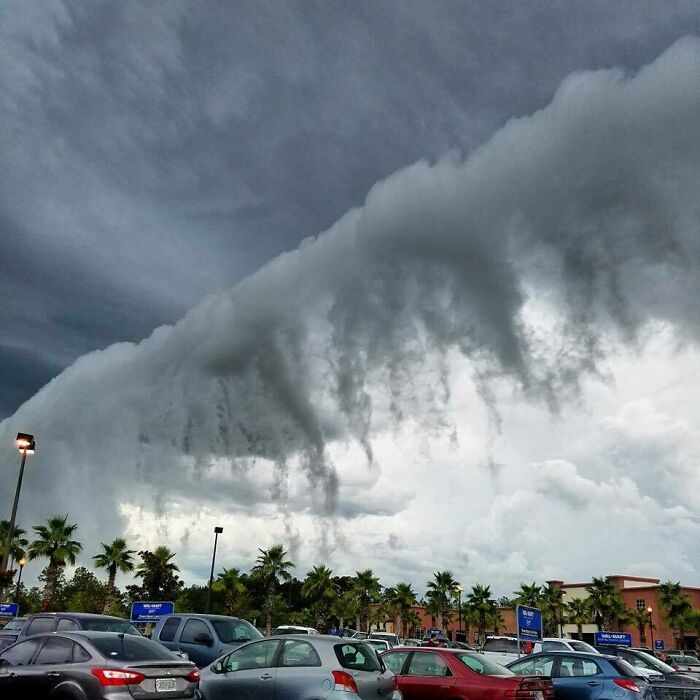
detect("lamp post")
[457,585,463,639]
[206,526,223,614]
[1,433,35,575]
[647,607,655,649]
[15,557,26,600]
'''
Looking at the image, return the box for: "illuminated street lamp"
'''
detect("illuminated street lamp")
[206,526,224,613]
[648,607,655,649]
[1,433,35,575]
[15,557,26,600]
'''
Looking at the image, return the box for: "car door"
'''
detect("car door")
[552,656,605,700]
[273,638,325,700]
[0,637,44,696]
[399,651,456,699]
[178,618,216,666]
[30,635,77,695]
[156,616,183,654]
[204,639,280,700]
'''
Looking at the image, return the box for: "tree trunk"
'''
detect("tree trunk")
[395,614,402,638]
[266,612,272,637]
[42,560,59,611]
[355,614,361,631]
[577,623,583,640]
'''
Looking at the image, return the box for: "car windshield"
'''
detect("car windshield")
[611,659,647,678]
[89,635,178,661]
[634,651,675,673]
[569,641,598,653]
[212,619,262,643]
[82,620,141,636]
[1,620,24,631]
[456,652,514,676]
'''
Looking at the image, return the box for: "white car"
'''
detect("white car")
[480,635,522,664]
[535,638,600,654]
[369,632,400,647]
[365,638,392,653]
[271,625,319,635]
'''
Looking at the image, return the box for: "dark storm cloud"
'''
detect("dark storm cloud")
[2,0,700,417]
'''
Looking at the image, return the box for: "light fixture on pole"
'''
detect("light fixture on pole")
[647,606,654,649]
[206,526,223,614]
[457,584,463,636]
[15,557,26,600]
[1,433,35,575]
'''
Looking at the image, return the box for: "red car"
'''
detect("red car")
[382,647,555,700]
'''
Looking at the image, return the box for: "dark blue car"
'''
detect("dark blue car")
[507,651,653,700]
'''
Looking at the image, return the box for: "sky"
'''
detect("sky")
[1,1,700,595]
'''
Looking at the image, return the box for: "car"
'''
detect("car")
[603,647,700,685]
[199,634,397,700]
[0,630,199,698]
[366,638,392,653]
[154,613,263,667]
[403,638,423,647]
[507,651,653,700]
[479,635,527,664]
[663,653,700,678]
[1,617,27,632]
[14,612,141,644]
[370,631,400,647]
[350,631,370,640]
[382,646,554,700]
[272,625,320,635]
[535,637,599,654]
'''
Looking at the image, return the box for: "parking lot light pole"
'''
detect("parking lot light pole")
[648,607,655,649]
[457,585,463,635]
[206,526,223,614]
[15,557,26,600]
[1,433,35,575]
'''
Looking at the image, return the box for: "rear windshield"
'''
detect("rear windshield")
[482,638,522,653]
[633,651,675,673]
[610,659,645,678]
[456,652,514,676]
[273,627,308,635]
[89,636,177,661]
[82,620,141,636]
[569,641,598,653]
[334,643,382,672]
[212,619,262,643]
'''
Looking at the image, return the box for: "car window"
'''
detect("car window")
[543,641,568,651]
[224,640,279,672]
[280,640,322,667]
[73,643,91,662]
[0,639,42,666]
[384,651,410,674]
[89,635,177,661]
[57,619,80,632]
[482,638,521,653]
[81,620,141,636]
[212,619,262,643]
[609,659,644,677]
[457,652,514,676]
[407,652,451,677]
[181,619,211,644]
[557,657,601,677]
[510,656,555,676]
[34,637,74,665]
[334,643,382,672]
[24,617,57,636]
[569,641,598,653]
[159,617,181,642]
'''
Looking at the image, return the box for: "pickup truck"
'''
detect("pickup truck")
[153,613,262,666]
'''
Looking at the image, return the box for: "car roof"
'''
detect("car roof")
[160,613,245,622]
[28,612,129,621]
[520,650,618,660]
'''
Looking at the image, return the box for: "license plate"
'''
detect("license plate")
[156,678,178,692]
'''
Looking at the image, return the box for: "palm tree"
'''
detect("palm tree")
[404,609,423,639]
[659,581,692,648]
[302,565,336,631]
[213,568,247,616]
[28,515,82,611]
[541,583,565,637]
[487,607,505,635]
[586,576,619,631]
[135,546,182,600]
[629,608,651,647]
[466,584,496,643]
[426,571,459,630]
[566,598,590,639]
[514,582,542,608]
[93,538,135,589]
[252,545,295,636]
[0,521,28,568]
[331,590,361,631]
[352,570,382,632]
[385,583,417,638]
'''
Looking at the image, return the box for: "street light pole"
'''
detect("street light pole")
[457,585,463,638]
[1,434,35,575]
[648,607,655,649]
[15,558,26,600]
[206,526,223,614]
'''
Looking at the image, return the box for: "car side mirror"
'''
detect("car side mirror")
[194,633,214,646]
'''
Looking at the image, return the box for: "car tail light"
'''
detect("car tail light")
[91,668,147,686]
[333,670,359,693]
[506,679,554,699]
[187,668,201,682]
[614,678,641,693]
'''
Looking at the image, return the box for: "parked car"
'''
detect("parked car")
[370,631,400,647]
[402,638,423,647]
[0,630,199,698]
[154,613,262,667]
[382,646,554,700]
[479,635,526,665]
[508,651,653,700]
[272,625,319,635]
[12,612,141,646]
[199,634,397,700]
[1,617,27,632]
[366,638,392,654]
[535,638,600,654]
[603,647,700,685]
[662,653,700,678]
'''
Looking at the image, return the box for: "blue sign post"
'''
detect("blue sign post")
[130,601,174,623]
[594,631,632,647]
[516,605,542,658]
[655,640,665,650]
[0,602,19,618]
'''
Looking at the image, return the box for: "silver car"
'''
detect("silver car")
[199,634,397,700]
